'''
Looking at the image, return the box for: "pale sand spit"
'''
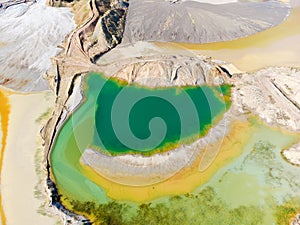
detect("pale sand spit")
[1,91,58,225]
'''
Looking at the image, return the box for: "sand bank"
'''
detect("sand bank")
[80,113,230,186]
[1,91,57,225]
[283,142,300,165]
[77,119,253,202]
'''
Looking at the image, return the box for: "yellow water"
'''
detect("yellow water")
[155,7,300,72]
[0,89,10,225]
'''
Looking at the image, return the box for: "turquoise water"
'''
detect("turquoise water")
[92,73,231,154]
[50,72,231,202]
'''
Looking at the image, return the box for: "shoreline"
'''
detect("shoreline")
[78,117,252,202]
[154,6,300,72]
[80,107,232,187]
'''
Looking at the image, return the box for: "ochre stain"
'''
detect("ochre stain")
[0,88,10,225]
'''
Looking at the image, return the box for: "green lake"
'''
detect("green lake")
[93,74,230,153]
[50,72,231,201]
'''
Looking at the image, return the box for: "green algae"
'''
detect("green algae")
[70,186,264,225]
[275,198,300,225]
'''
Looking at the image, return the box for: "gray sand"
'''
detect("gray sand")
[123,0,290,44]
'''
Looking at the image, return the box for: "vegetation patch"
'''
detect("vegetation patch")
[70,187,264,225]
[275,199,300,225]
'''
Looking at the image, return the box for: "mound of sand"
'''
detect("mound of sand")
[123,0,290,44]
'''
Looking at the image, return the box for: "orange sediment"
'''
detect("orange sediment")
[0,89,10,225]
